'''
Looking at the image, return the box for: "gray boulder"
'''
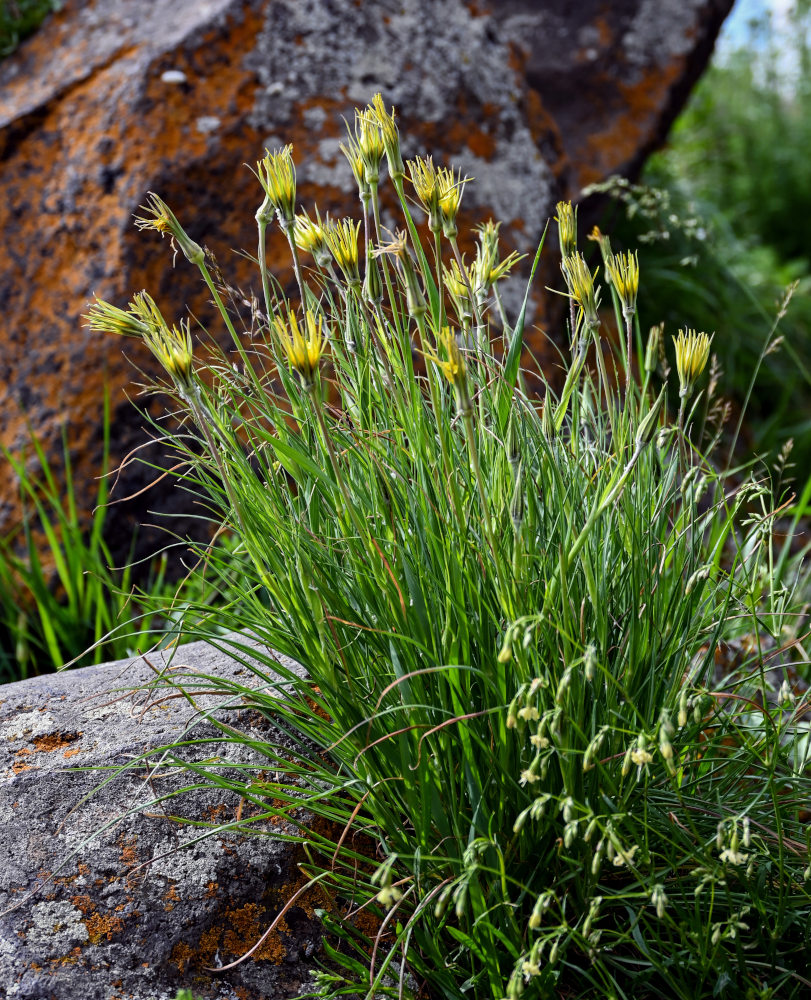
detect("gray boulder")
[0,637,323,1000]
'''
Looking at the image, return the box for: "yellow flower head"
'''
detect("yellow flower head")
[273,309,325,386]
[437,165,468,239]
[428,327,467,393]
[134,192,204,265]
[368,93,404,181]
[555,201,577,259]
[257,145,297,224]
[84,296,149,340]
[353,107,385,185]
[673,328,713,398]
[473,220,524,292]
[134,194,172,236]
[408,155,443,231]
[561,251,600,330]
[87,292,193,384]
[339,129,368,200]
[604,250,639,318]
[294,209,330,263]
[323,218,362,283]
[131,291,195,384]
[587,225,612,262]
[443,257,473,325]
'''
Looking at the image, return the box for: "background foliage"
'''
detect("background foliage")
[595,0,811,464]
[0,0,60,57]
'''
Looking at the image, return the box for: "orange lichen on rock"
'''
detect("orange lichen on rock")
[32,732,81,753]
[70,894,126,945]
[223,902,288,963]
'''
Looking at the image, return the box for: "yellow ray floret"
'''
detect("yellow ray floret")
[273,309,325,385]
[673,328,713,397]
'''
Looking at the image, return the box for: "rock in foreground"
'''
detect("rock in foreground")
[0,637,322,1000]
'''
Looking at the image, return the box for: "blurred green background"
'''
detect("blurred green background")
[596,0,811,465]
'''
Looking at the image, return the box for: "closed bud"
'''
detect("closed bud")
[678,689,689,728]
[513,808,530,834]
[644,323,663,373]
[363,254,383,307]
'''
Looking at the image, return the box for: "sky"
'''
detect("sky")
[718,0,795,51]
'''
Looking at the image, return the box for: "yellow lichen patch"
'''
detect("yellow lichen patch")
[203,803,228,823]
[116,834,138,868]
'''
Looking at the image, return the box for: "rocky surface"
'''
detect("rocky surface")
[0,636,328,1000]
[0,0,734,561]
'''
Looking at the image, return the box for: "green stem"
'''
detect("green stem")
[257,215,275,327]
[462,407,511,612]
[370,184,404,341]
[624,311,634,402]
[281,220,307,306]
[450,236,484,336]
[308,384,369,547]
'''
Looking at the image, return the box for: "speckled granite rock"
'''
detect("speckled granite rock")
[0,637,324,1000]
[0,0,733,565]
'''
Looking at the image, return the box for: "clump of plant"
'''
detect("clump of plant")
[88,97,811,999]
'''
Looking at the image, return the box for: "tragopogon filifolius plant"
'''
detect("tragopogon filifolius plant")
[88,95,810,1000]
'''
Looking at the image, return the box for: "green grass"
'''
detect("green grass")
[86,95,811,999]
[0,0,60,58]
[0,394,241,682]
